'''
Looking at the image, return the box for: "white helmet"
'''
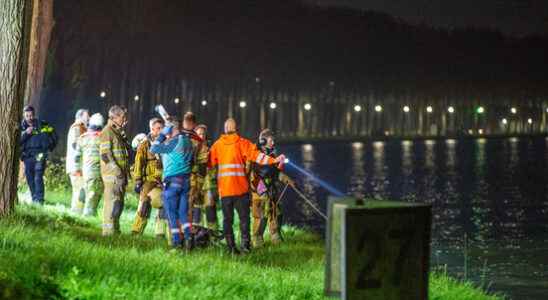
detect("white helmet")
[131,133,147,150]
[89,113,105,128]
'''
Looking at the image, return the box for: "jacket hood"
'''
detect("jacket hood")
[220,133,240,145]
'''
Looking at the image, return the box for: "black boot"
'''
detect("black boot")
[184,238,194,253]
[241,239,251,254]
[225,234,240,255]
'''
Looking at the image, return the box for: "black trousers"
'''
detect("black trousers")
[221,193,250,245]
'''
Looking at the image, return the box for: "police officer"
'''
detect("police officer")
[20,105,57,204]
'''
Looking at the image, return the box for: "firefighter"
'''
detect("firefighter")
[208,118,285,254]
[193,124,218,231]
[74,113,104,216]
[99,105,130,236]
[67,109,89,214]
[250,129,294,247]
[131,118,168,238]
[20,105,57,204]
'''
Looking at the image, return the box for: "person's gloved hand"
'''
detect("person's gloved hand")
[134,180,143,194]
[275,154,286,168]
[161,125,173,136]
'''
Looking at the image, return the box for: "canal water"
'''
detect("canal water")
[278,136,548,300]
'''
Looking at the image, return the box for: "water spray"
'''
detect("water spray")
[284,159,345,197]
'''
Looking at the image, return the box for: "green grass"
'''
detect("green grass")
[0,187,502,299]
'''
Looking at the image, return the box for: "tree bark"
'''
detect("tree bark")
[24,0,53,110]
[0,0,32,216]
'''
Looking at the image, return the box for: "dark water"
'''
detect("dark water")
[278,136,548,300]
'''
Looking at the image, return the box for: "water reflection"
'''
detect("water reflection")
[279,137,548,299]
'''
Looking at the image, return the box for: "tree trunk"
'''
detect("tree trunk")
[0,0,32,216]
[24,0,53,110]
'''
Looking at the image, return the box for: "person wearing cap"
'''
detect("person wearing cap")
[74,113,104,216]
[208,118,286,254]
[67,109,90,213]
[131,117,168,239]
[249,129,295,247]
[99,105,130,236]
[20,105,58,204]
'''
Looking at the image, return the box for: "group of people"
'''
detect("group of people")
[20,104,294,254]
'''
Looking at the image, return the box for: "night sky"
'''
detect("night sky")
[309,0,548,36]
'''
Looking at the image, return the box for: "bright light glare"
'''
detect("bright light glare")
[478,129,484,135]
[403,106,410,112]
[270,102,277,109]
[284,158,290,164]
[201,100,207,106]
[304,103,312,111]
[426,106,433,113]
[511,107,517,114]
[174,98,180,104]
[477,106,485,114]
[374,105,382,112]
[134,95,139,101]
[528,118,533,124]
[502,118,508,125]
[354,105,362,112]
[100,91,106,98]
[447,106,455,113]
[239,101,247,108]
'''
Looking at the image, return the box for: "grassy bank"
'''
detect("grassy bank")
[0,188,502,299]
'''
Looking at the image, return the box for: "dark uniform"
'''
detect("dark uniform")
[20,119,57,204]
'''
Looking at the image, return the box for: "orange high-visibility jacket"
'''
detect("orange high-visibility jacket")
[208,133,276,198]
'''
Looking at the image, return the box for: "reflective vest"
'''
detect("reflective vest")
[208,133,276,198]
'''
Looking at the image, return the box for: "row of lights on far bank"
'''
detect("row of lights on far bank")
[99,91,548,118]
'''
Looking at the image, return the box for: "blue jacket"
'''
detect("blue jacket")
[150,133,193,179]
[20,119,57,160]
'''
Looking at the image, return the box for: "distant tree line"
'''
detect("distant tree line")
[40,0,548,142]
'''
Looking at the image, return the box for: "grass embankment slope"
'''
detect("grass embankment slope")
[0,189,501,299]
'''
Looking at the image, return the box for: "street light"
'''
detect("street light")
[174,98,180,104]
[201,100,207,106]
[134,95,139,101]
[527,118,533,124]
[447,106,455,113]
[478,129,484,135]
[403,105,410,113]
[255,77,261,83]
[374,105,382,112]
[511,107,517,114]
[304,103,312,111]
[476,106,485,114]
[100,91,106,98]
[239,101,247,108]
[502,118,508,125]
[270,102,277,109]
[354,105,362,112]
[426,106,433,113]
